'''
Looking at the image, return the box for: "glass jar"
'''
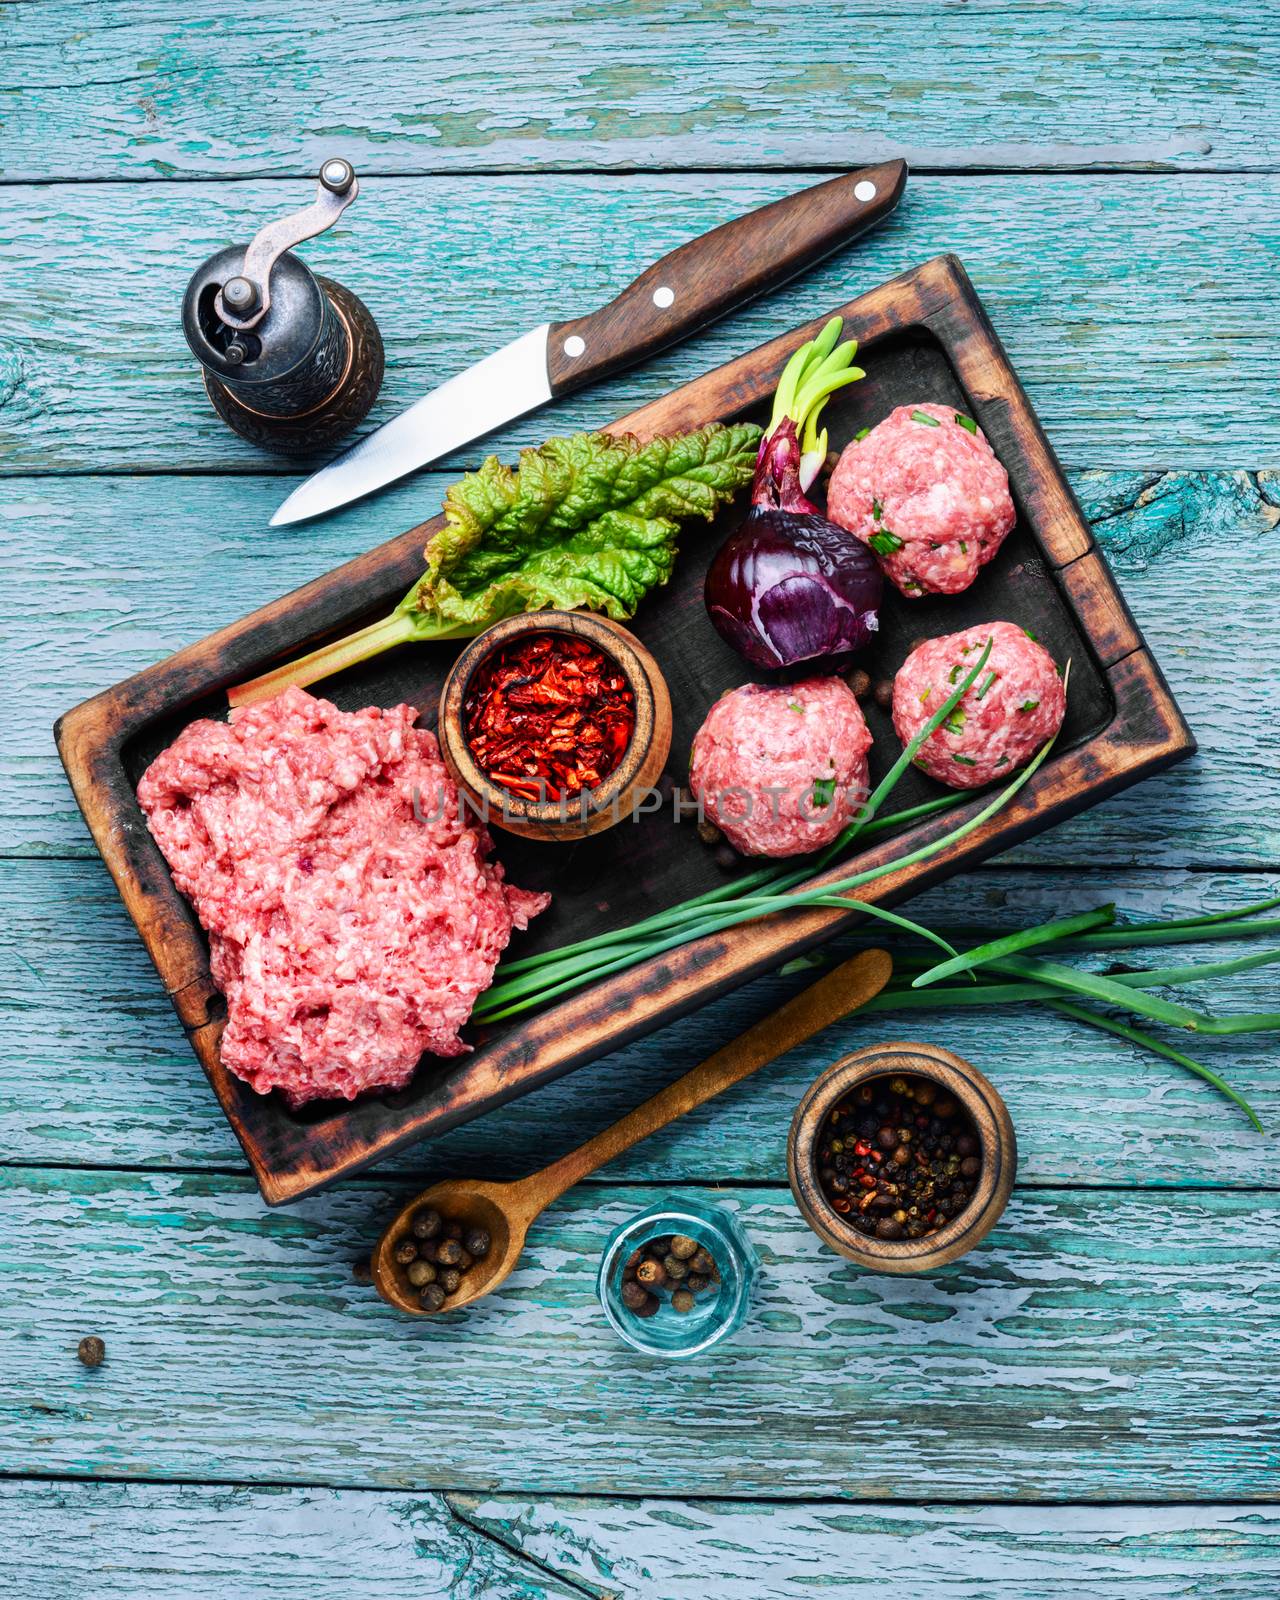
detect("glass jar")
[596,1194,758,1359]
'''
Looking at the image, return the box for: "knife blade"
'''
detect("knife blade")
[270,160,907,527]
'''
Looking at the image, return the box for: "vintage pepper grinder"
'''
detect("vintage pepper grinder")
[182,157,384,455]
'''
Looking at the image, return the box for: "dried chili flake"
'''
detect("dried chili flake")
[463,632,636,801]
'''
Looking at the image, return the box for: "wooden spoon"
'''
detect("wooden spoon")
[372,947,892,1315]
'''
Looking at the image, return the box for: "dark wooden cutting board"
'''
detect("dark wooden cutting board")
[55,255,1194,1204]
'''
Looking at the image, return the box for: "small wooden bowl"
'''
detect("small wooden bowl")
[787,1041,1016,1274]
[437,611,672,841]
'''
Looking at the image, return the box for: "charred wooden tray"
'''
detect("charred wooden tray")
[56,256,1194,1205]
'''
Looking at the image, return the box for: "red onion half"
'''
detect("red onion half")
[704,338,882,671]
[705,506,883,670]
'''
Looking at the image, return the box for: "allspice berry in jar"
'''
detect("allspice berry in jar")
[815,1072,983,1241]
[598,1199,760,1359]
[620,1233,721,1318]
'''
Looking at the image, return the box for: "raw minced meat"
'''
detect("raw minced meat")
[827,403,1015,597]
[688,678,872,857]
[137,686,548,1105]
[892,621,1066,789]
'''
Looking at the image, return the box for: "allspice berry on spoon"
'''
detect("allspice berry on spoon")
[390,1205,493,1312]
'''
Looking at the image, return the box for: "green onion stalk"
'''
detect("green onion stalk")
[786,902,1279,1128]
[473,641,1064,1023]
[762,315,866,493]
[476,639,1000,1016]
[475,711,1058,1026]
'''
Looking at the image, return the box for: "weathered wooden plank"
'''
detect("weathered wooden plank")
[0,1481,583,1600]
[4,1485,1277,1600]
[5,469,1278,864]
[3,859,1277,1185]
[0,175,1276,473]
[454,1496,1280,1599]
[1,1,1272,180]
[2,1172,1277,1499]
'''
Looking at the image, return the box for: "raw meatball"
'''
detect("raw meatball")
[689,678,872,857]
[892,621,1065,789]
[827,403,1015,597]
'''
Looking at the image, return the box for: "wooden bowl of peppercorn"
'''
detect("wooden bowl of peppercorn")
[437,610,673,842]
[787,1041,1016,1273]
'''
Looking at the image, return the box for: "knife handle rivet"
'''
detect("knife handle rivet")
[652,285,675,308]
[854,180,877,202]
[563,334,586,358]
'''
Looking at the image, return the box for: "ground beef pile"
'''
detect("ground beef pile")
[138,686,548,1104]
[688,678,872,857]
[892,620,1066,789]
[827,403,1016,597]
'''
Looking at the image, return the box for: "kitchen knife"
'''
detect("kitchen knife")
[270,160,907,527]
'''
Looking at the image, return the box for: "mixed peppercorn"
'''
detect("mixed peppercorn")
[619,1232,721,1318]
[817,1073,982,1241]
[394,1206,491,1311]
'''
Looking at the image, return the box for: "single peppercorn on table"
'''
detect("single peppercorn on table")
[3,7,1280,1596]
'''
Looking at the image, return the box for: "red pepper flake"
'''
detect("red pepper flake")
[463,631,636,801]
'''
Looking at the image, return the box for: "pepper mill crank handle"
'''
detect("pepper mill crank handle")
[216,158,360,330]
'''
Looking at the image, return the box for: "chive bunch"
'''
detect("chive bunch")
[468,622,1279,1125]
[849,896,1280,1128]
[473,639,1012,1025]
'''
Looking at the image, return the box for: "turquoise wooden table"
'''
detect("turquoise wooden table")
[2,4,1279,1594]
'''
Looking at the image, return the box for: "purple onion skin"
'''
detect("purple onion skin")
[704,416,883,670]
[705,506,883,671]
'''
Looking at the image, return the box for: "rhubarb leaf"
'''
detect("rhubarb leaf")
[400,424,762,636]
[228,423,761,707]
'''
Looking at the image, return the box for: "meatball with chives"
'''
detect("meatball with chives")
[689,678,872,857]
[892,621,1066,789]
[827,403,1015,598]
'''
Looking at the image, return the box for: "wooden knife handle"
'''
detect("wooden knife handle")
[525,948,893,1212]
[545,161,907,397]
